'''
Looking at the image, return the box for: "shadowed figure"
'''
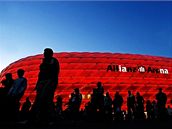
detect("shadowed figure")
[64,88,82,120]
[135,92,145,119]
[72,88,82,120]
[8,69,27,102]
[96,82,104,113]
[20,97,31,120]
[73,88,82,113]
[8,69,27,121]
[104,92,112,121]
[31,48,60,123]
[152,100,157,119]
[0,73,14,121]
[87,88,98,120]
[156,88,167,119]
[55,95,63,116]
[1,73,14,95]
[113,91,123,120]
[127,90,136,120]
[146,100,153,120]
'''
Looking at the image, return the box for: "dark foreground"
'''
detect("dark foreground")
[0,119,172,129]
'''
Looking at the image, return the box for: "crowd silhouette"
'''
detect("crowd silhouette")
[0,48,171,125]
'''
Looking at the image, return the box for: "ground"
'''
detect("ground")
[0,119,172,129]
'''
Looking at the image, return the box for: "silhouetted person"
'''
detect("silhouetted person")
[135,92,144,119]
[84,102,92,120]
[104,92,112,121]
[1,73,14,95]
[21,97,31,120]
[167,105,172,118]
[31,48,60,123]
[96,82,104,113]
[90,88,98,112]
[0,73,14,120]
[152,100,157,119]
[113,91,123,120]
[96,82,104,96]
[55,95,63,115]
[156,88,167,119]
[127,90,135,120]
[8,69,27,102]
[8,69,27,121]
[65,89,82,120]
[73,88,82,113]
[66,93,75,112]
[85,88,98,120]
[72,88,82,120]
[146,100,153,120]
[54,95,63,120]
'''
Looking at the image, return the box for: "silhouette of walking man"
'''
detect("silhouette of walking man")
[31,48,60,123]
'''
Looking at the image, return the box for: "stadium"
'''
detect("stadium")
[0,52,172,109]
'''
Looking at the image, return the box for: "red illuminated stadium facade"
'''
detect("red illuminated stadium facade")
[0,52,172,110]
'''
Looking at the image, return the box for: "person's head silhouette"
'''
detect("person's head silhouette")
[74,88,79,94]
[17,69,25,78]
[136,92,140,96]
[115,91,119,97]
[159,88,162,93]
[5,73,12,80]
[106,92,110,97]
[26,97,30,102]
[128,90,131,95]
[44,48,53,58]
[97,81,102,88]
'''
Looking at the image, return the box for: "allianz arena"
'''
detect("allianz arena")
[0,52,172,109]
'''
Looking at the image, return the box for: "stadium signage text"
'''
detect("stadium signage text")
[107,65,169,74]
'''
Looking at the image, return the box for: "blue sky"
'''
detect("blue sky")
[0,1,172,71]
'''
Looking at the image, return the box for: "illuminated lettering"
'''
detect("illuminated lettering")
[121,67,127,72]
[138,66,146,73]
[119,65,128,72]
[107,65,169,74]
[160,69,169,74]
